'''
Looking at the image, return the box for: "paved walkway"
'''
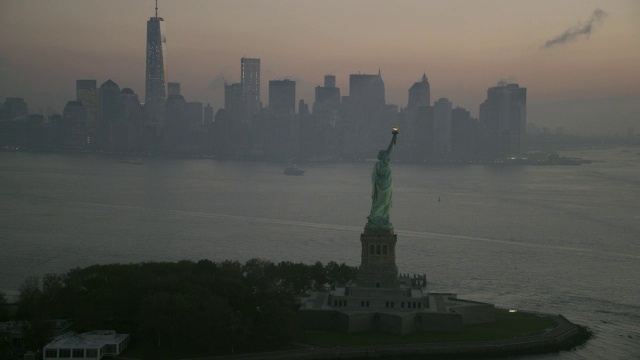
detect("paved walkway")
[182,315,580,360]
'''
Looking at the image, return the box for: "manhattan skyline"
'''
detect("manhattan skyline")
[0,0,638,135]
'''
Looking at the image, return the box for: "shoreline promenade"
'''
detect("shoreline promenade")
[184,313,585,360]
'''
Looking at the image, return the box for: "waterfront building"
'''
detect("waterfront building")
[76,80,97,143]
[203,103,214,124]
[479,83,527,158]
[113,88,144,153]
[308,76,341,160]
[97,79,121,150]
[186,101,203,126]
[407,73,431,110]
[164,94,187,127]
[98,80,121,121]
[61,100,87,147]
[324,74,336,88]
[433,98,452,157]
[269,79,296,115]
[145,2,168,126]
[342,71,387,158]
[2,97,28,120]
[451,106,477,160]
[299,99,309,116]
[224,82,243,127]
[313,75,341,115]
[43,330,129,360]
[413,105,435,161]
[241,57,261,124]
[349,72,385,106]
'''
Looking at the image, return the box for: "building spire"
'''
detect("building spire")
[155,0,158,18]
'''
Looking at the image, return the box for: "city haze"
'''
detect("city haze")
[1,0,639,135]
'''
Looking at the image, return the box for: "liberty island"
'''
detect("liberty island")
[301,128,496,334]
[297,128,588,357]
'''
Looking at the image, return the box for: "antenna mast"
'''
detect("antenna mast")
[155,0,158,18]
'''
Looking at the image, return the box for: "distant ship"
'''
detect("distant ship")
[121,158,144,165]
[284,166,304,175]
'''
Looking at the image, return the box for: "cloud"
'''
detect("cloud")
[207,74,228,91]
[497,76,517,86]
[542,9,608,49]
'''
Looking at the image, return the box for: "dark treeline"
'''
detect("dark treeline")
[11,259,357,355]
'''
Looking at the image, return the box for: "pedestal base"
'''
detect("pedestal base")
[358,229,398,288]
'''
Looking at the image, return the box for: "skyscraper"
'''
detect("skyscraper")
[203,103,214,124]
[62,100,87,147]
[240,58,260,123]
[224,82,243,126]
[76,80,97,136]
[451,106,476,160]
[2,97,28,120]
[433,98,452,156]
[479,83,527,157]
[407,73,430,109]
[342,71,386,157]
[98,79,121,150]
[269,79,296,115]
[349,72,385,106]
[186,101,203,126]
[313,75,340,114]
[324,75,336,88]
[145,1,168,125]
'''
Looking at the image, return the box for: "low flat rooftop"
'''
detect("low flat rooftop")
[44,331,128,349]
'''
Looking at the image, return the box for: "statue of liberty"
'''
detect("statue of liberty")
[366,128,399,231]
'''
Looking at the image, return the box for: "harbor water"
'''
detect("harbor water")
[0,148,638,359]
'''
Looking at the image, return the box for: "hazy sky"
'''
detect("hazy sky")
[1,0,639,135]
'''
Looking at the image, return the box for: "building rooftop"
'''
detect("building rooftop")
[44,330,128,350]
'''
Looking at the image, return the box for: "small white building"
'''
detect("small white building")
[43,330,129,359]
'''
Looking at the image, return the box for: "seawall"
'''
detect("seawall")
[186,313,590,360]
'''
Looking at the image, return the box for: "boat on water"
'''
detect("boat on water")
[121,158,144,165]
[284,166,304,175]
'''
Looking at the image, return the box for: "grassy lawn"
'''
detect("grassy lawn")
[300,309,558,347]
[121,341,216,360]
[122,338,307,360]
[120,310,560,358]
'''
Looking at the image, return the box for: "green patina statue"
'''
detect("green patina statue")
[366,128,399,231]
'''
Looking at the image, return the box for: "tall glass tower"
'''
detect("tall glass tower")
[240,58,260,124]
[145,1,168,125]
[76,79,97,144]
[407,73,430,109]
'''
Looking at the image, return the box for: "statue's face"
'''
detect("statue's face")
[378,150,385,159]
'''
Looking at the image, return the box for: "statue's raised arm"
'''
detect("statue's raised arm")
[366,128,399,231]
[386,127,398,157]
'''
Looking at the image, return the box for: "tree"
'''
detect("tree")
[17,276,52,351]
[0,291,9,321]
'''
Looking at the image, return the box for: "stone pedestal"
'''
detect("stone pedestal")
[358,229,399,288]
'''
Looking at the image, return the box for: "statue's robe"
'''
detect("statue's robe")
[366,154,393,229]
